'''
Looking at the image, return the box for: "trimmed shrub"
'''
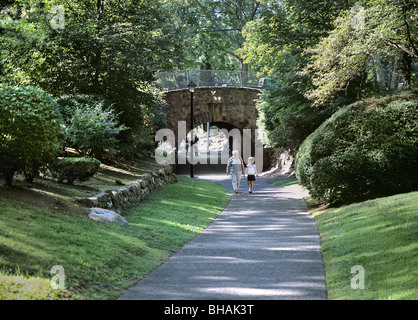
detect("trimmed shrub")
[295,90,418,203]
[46,157,101,184]
[0,86,63,186]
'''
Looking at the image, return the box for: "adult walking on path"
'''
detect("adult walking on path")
[119,175,327,300]
[226,150,245,194]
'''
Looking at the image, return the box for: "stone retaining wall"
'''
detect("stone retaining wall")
[76,165,177,213]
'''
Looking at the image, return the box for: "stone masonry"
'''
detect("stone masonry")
[163,86,274,170]
[164,86,261,134]
[75,165,177,214]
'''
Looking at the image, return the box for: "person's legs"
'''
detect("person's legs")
[230,172,238,192]
[236,172,242,190]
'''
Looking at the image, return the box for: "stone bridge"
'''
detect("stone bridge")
[162,86,272,172]
[156,70,272,172]
[164,86,260,136]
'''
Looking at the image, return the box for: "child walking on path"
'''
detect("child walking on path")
[245,157,258,193]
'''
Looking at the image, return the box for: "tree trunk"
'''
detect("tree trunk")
[92,0,105,90]
[398,52,412,89]
[3,168,15,187]
[389,53,412,90]
[373,55,386,87]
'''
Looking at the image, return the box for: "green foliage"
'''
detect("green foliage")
[256,71,346,152]
[0,0,181,154]
[239,0,417,152]
[296,91,418,203]
[239,0,357,151]
[56,95,128,158]
[55,94,114,124]
[65,105,127,159]
[0,86,63,185]
[165,0,267,72]
[304,0,418,106]
[46,157,101,184]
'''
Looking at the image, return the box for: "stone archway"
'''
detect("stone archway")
[164,86,260,135]
[163,86,270,172]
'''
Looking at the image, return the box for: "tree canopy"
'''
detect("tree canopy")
[238,0,417,151]
[1,0,181,154]
[304,0,418,106]
[1,0,416,156]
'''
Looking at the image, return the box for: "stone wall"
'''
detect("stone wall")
[164,87,261,134]
[164,87,274,170]
[76,165,177,213]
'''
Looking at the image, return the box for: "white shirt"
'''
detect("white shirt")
[231,156,241,164]
[247,164,255,175]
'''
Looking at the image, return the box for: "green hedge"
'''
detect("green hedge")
[46,157,101,184]
[0,86,63,185]
[295,90,418,203]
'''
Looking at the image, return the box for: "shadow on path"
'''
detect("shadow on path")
[118,174,327,300]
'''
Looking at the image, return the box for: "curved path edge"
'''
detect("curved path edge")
[118,175,327,300]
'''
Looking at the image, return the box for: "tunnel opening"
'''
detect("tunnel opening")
[175,122,247,175]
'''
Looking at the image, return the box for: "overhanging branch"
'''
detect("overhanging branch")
[193,0,242,47]
[386,40,418,59]
[199,35,242,61]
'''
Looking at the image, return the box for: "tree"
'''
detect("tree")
[0,0,181,154]
[238,0,357,151]
[164,0,268,73]
[239,0,358,75]
[0,86,63,185]
[195,0,261,74]
[303,0,418,106]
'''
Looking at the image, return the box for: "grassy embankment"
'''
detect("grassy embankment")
[269,177,418,300]
[0,159,230,299]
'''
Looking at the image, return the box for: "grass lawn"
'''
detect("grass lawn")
[268,176,417,299]
[0,175,230,299]
[267,177,299,188]
[313,191,418,300]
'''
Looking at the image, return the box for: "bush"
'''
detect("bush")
[56,96,128,159]
[295,90,418,203]
[0,86,63,185]
[55,94,114,123]
[46,157,101,184]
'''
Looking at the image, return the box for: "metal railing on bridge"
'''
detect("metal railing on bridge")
[156,70,270,91]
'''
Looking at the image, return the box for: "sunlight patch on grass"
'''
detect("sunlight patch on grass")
[267,177,299,188]
[0,272,62,300]
[314,191,418,300]
[0,175,230,299]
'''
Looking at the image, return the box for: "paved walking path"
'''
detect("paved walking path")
[118,175,327,300]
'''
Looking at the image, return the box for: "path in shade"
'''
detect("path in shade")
[118,174,327,300]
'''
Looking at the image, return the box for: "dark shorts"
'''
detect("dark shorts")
[247,174,256,181]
